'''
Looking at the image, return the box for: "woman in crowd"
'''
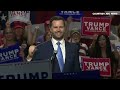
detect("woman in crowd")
[12,21,33,57]
[89,34,119,78]
[2,25,25,61]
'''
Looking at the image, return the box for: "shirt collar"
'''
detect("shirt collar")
[51,37,65,46]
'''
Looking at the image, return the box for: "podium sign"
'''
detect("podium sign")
[52,71,100,79]
[0,60,52,79]
[82,57,111,77]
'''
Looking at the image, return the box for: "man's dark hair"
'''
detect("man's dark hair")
[49,16,66,28]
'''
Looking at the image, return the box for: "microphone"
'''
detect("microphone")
[51,50,57,61]
[54,50,57,55]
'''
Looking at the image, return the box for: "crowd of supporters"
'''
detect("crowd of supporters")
[0,13,120,79]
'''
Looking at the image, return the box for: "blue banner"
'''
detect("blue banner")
[0,43,22,64]
[56,11,83,20]
[52,70,100,79]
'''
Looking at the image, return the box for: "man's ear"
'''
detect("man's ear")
[49,27,52,32]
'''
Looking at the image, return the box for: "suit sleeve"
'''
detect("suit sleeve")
[73,44,81,72]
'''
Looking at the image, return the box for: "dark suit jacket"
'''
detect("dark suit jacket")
[32,40,81,73]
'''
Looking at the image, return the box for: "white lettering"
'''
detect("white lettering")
[60,11,80,15]
[84,21,109,32]
[10,11,29,18]
[84,62,90,69]
[84,61,110,72]
[0,48,20,62]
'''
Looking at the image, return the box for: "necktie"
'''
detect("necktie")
[56,42,64,72]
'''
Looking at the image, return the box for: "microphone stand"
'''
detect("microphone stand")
[50,50,57,73]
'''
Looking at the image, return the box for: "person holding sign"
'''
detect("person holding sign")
[0,23,25,63]
[12,21,33,58]
[32,16,80,73]
[89,34,119,78]
[12,21,26,45]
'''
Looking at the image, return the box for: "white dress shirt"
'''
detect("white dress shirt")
[51,37,66,63]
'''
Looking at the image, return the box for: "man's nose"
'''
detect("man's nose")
[56,27,61,31]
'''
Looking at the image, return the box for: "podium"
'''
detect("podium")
[0,60,52,79]
[52,70,100,79]
[0,59,100,79]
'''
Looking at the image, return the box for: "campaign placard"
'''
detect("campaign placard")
[82,17,111,36]
[0,43,22,64]
[82,57,111,77]
[8,11,30,23]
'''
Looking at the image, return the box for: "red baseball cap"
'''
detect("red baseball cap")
[13,21,26,29]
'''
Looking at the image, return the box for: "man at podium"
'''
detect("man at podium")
[32,16,81,73]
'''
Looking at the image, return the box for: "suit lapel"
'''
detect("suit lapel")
[63,41,70,72]
[48,40,54,57]
[65,41,69,63]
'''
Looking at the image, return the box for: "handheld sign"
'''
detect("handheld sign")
[8,11,30,24]
[0,43,22,64]
[82,57,111,77]
[81,17,111,36]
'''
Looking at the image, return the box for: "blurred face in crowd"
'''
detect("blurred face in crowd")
[67,16,73,23]
[4,28,15,41]
[71,32,81,43]
[50,20,65,40]
[14,27,24,38]
[28,45,36,57]
[45,26,50,32]
[98,35,106,48]
[44,31,51,41]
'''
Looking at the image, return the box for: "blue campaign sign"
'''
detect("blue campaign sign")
[56,11,83,20]
[0,43,22,64]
